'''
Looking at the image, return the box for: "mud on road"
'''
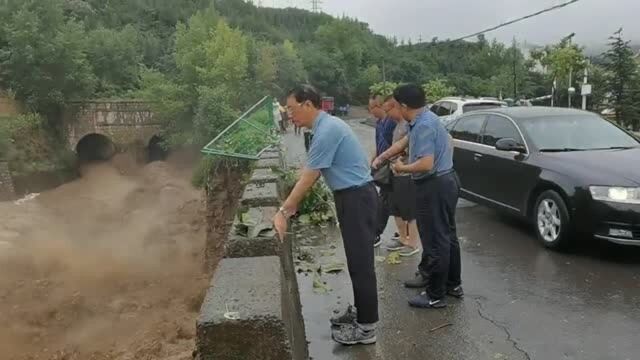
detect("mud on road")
[0,154,209,360]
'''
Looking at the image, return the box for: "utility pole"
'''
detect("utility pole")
[566,33,576,108]
[310,0,321,12]
[551,78,556,107]
[512,37,518,100]
[382,59,386,83]
[582,60,590,110]
[568,67,573,108]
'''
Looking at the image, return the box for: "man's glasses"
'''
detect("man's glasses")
[286,103,303,112]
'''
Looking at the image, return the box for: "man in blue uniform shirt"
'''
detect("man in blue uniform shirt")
[274,85,379,345]
[373,84,463,309]
[369,94,397,247]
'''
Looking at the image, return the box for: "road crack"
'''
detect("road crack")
[472,297,532,360]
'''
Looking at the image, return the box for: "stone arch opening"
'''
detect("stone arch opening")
[147,135,168,162]
[75,133,116,162]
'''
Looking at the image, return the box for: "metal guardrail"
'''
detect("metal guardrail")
[201,96,279,160]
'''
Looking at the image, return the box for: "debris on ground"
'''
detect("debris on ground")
[321,261,345,274]
[312,273,332,294]
[429,323,453,332]
[386,252,402,265]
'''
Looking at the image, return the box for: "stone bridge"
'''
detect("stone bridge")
[64,100,163,160]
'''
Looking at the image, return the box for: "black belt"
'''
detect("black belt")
[333,181,373,195]
[413,169,455,185]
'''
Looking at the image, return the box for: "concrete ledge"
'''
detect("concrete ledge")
[196,256,291,360]
[256,157,280,169]
[225,207,280,258]
[241,182,279,207]
[249,168,279,185]
[260,150,280,160]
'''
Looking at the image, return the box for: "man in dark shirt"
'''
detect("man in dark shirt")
[370,94,396,247]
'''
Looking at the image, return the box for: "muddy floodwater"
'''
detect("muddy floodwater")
[0,154,208,360]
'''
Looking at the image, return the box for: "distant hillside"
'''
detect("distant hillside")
[214,0,334,42]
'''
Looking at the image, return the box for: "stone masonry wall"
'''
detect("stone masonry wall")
[0,161,15,201]
[64,100,161,150]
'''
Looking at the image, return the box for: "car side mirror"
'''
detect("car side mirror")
[495,138,526,153]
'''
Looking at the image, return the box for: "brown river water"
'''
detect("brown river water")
[0,154,208,360]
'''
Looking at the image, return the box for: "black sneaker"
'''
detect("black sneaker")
[330,305,357,326]
[374,236,382,248]
[331,323,377,345]
[408,292,447,309]
[447,285,464,298]
[404,272,428,288]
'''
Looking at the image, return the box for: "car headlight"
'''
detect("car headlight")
[589,186,640,204]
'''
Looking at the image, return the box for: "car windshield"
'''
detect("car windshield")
[462,103,503,113]
[521,115,639,151]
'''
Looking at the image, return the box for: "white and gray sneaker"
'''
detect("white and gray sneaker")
[330,305,357,326]
[384,239,405,251]
[331,323,377,345]
[398,246,420,257]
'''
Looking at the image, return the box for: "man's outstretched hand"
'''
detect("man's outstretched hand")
[273,211,288,242]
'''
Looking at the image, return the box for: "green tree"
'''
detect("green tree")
[140,8,249,146]
[255,43,278,94]
[423,79,456,103]
[603,28,640,130]
[86,25,143,97]
[354,65,382,103]
[531,37,586,106]
[274,40,307,93]
[0,0,96,118]
[369,81,398,99]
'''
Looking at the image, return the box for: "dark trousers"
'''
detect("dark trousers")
[376,186,391,238]
[415,172,462,300]
[334,183,379,324]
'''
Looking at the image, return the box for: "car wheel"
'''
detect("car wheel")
[534,190,571,250]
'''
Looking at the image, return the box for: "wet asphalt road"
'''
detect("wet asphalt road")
[283,119,640,360]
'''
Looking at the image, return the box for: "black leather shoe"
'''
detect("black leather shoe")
[408,292,447,309]
[404,272,428,288]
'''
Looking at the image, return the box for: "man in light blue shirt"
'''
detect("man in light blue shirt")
[307,110,372,190]
[273,85,379,346]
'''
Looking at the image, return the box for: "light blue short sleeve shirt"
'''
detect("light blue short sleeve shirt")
[407,110,454,180]
[307,112,372,191]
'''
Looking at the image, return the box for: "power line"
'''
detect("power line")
[451,0,582,42]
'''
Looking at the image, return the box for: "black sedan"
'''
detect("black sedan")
[447,107,640,249]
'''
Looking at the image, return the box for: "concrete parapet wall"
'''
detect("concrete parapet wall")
[241,182,279,208]
[256,157,281,169]
[197,145,307,360]
[196,256,291,360]
[225,206,280,258]
[249,168,279,185]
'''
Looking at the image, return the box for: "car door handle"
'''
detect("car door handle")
[474,153,483,161]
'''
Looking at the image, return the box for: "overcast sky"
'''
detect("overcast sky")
[269,0,640,48]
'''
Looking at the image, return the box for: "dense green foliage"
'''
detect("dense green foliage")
[1,0,639,154]
[275,168,335,225]
[0,112,75,176]
[602,29,640,130]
